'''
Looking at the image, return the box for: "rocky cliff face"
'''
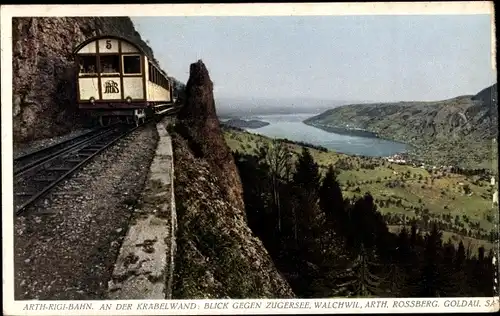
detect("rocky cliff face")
[172,60,295,298]
[12,17,154,145]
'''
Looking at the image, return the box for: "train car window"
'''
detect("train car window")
[123,55,141,74]
[148,63,153,82]
[100,55,120,74]
[79,56,97,75]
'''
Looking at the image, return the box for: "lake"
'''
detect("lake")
[234,113,408,157]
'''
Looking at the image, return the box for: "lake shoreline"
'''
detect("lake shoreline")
[303,121,379,139]
[302,120,487,168]
[224,118,270,129]
[221,113,411,158]
[303,121,411,149]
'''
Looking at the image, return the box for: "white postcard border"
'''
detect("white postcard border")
[1,2,498,316]
[6,298,500,315]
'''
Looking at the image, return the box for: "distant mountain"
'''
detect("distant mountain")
[215,97,367,116]
[223,118,270,129]
[304,84,498,169]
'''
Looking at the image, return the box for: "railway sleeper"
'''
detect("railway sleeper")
[65,159,85,163]
[90,143,107,147]
[73,152,95,157]
[74,154,95,159]
[78,149,100,154]
[48,161,80,169]
[46,167,73,172]
[32,176,60,182]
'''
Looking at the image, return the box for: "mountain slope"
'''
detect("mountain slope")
[304,84,498,169]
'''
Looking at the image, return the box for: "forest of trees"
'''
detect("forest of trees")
[232,140,497,298]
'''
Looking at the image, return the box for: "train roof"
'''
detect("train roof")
[73,34,169,79]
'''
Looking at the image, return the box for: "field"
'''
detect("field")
[223,127,498,249]
[388,225,495,253]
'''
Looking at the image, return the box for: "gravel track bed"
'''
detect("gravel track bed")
[14,123,159,300]
[14,127,95,159]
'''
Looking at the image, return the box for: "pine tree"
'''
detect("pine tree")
[417,224,445,297]
[410,222,418,249]
[446,239,469,296]
[383,262,407,297]
[346,193,387,252]
[233,152,274,240]
[319,164,345,232]
[397,226,410,262]
[293,147,321,195]
[455,240,466,270]
[311,233,352,297]
[256,139,293,233]
[292,147,322,253]
[471,246,494,296]
[438,238,462,296]
[331,245,385,297]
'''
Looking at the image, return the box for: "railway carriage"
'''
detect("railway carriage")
[73,35,174,126]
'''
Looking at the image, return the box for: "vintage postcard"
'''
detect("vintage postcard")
[1,2,499,315]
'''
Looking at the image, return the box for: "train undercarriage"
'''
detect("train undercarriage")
[87,108,147,127]
[85,104,174,127]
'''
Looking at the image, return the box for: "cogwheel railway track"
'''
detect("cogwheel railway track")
[14,121,148,216]
[14,124,118,176]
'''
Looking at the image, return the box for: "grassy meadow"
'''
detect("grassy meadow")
[223,126,498,251]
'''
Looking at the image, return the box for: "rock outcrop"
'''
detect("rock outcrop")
[12,17,154,145]
[172,60,295,298]
[176,60,245,212]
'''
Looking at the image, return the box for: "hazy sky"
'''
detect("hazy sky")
[131,15,495,102]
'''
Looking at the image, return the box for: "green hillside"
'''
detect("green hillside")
[223,126,497,252]
[304,84,498,170]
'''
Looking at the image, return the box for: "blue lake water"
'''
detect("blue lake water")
[235,113,408,157]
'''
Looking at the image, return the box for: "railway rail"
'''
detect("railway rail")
[13,105,181,216]
[14,125,117,176]
[14,123,142,216]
